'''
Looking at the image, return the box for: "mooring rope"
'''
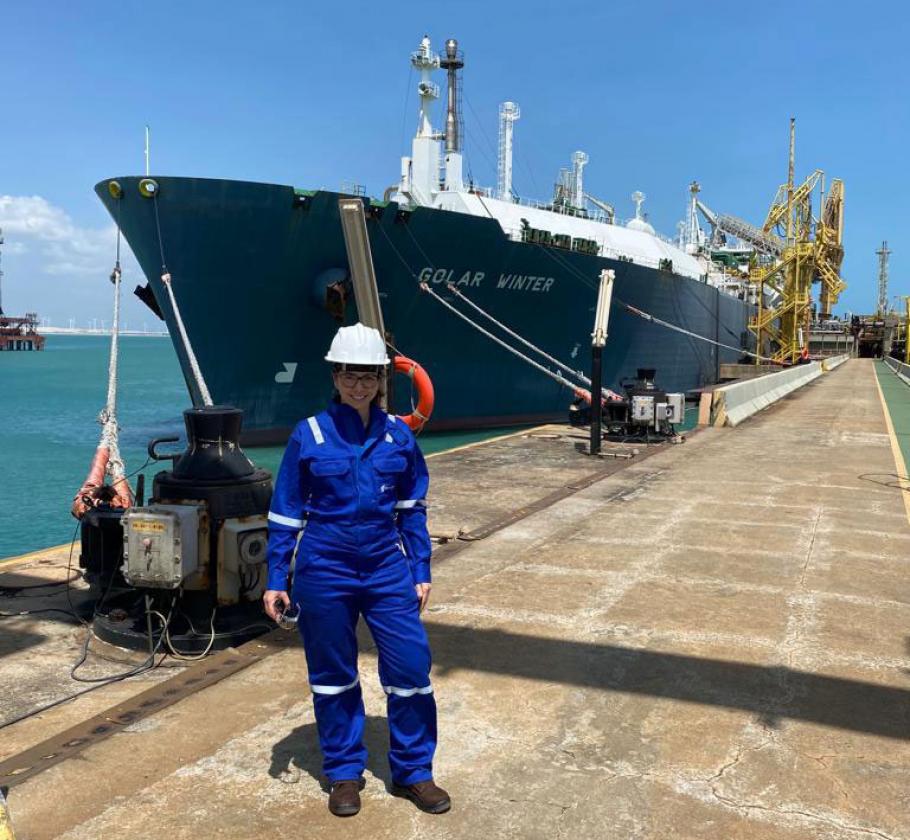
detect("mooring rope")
[72,235,133,517]
[382,222,618,402]
[153,193,214,407]
[419,282,613,406]
[160,273,213,406]
[98,264,128,495]
[620,303,776,363]
[444,282,595,388]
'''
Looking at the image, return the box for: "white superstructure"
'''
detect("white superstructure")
[391,36,716,285]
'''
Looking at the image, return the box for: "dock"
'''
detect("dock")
[1,358,908,839]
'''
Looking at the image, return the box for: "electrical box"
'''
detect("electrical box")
[216,516,268,605]
[631,395,655,424]
[122,504,204,589]
[666,393,685,424]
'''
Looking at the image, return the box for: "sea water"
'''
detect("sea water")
[0,335,520,559]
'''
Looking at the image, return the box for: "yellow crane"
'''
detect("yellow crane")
[750,120,847,364]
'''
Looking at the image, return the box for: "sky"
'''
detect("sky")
[0,0,907,327]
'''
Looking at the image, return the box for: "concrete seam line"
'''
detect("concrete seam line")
[0,635,293,789]
[424,424,550,460]
[873,363,910,528]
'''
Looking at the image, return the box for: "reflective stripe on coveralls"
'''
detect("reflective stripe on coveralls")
[266,402,435,785]
[307,415,325,445]
[311,676,361,695]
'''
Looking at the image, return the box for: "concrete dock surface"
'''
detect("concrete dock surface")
[2,358,909,839]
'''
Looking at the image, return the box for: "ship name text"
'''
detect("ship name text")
[418,267,484,287]
[496,274,555,293]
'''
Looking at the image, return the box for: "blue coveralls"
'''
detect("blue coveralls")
[266,401,436,785]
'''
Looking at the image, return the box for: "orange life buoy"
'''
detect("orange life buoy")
[394,355,435,431]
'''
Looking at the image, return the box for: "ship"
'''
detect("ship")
[95,36,755,444]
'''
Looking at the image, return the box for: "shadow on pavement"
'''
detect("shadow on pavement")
[424,621,910,740]
[269,715,395,789]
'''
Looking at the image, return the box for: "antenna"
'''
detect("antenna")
[876,240,891,316]
[145,125,150,176]
[632,190,646,220]
[571,151,588,209]
[497,101,520,201]
[0,226,4,315]
[687,181,701,247]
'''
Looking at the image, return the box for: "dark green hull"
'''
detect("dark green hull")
[96,177,753,443]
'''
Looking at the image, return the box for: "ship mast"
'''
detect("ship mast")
[571,151,588,210]
[396,36,470,206]
[0,227,4,315]
[398,36,441,205]
[497,101,520,201]
[686,181,701,252]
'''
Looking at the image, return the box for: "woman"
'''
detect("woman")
[263,323,449,818]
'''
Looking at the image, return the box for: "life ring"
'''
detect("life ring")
[394,355,435,431]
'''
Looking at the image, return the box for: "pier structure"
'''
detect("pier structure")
[0,313,45,351]
[0,228,45,351]
[0,359,908,839]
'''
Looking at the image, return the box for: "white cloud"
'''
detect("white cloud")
[0,195,125,277]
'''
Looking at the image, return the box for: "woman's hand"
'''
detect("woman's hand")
[263,589,291,623]
[415,582,432,613]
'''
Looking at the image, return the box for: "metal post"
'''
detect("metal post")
[338,198,388,410]
[590,269,614,456]
[590,343,603,456]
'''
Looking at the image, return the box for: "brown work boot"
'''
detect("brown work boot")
[391,779,451,813]
[328,778,365,817]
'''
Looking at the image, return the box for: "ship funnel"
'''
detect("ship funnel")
[440,38,464,153]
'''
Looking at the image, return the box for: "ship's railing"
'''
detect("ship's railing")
[497,223,675,274]
[339,181,366,197]
[511,194,613,225]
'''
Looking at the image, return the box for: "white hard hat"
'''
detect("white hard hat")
[325,322,390,366]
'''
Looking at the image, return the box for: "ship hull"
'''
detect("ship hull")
[96,177,753,443]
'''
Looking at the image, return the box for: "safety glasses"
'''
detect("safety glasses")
[337,372,380,387]
[277,604,301,630]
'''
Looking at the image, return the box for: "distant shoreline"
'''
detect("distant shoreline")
[40,327,170,337]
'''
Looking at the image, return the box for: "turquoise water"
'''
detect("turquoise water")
[0,336,524,559]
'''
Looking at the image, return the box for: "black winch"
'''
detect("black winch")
[88,406,274,652]
[569,368,686,441]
